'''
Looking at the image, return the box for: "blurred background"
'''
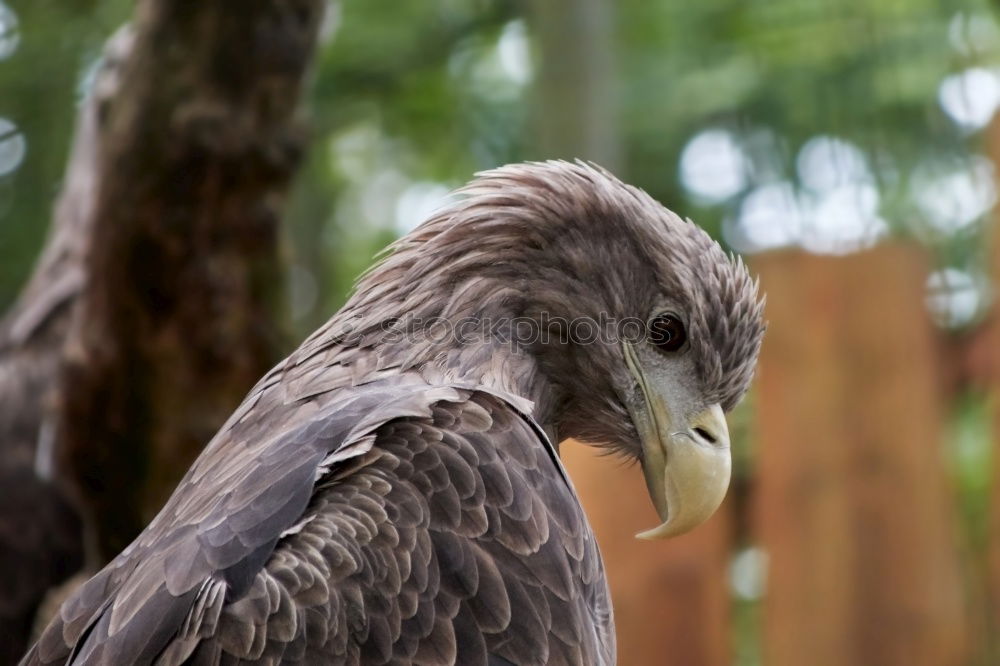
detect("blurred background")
[1,0,999,664]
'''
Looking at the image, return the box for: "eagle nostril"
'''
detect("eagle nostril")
[693,426,717,444]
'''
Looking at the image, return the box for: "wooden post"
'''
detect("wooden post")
[562,441,731,666]
[754,246,966,666]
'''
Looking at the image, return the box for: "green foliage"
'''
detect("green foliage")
[280,0,530,331]
[284,0,1000,330]
[5,0,997,321]
[947,391,995,662]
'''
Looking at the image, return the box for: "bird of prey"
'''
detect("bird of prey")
[24,161,764,665]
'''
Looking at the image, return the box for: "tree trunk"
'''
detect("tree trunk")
[0,3,326,656]
[529,0,621,170]
[754,246,966,666]
[55,0,325,564]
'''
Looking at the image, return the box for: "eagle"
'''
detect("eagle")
[24,161,765,665]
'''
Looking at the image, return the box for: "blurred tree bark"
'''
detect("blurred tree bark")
[529,0,621,170]
[0,1,325,659]
[58,0,324,564]
[532,0,731,663]
[754,247,966,666]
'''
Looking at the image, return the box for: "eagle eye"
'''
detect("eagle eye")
[648,312,687,352]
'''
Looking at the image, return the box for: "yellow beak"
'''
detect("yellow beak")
[623,343,732,540]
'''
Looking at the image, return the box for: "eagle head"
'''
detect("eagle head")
[349,160,766,539]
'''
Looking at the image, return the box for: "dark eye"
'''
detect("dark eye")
[648,312,687,352]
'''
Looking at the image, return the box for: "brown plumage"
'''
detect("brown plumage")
[23,161,764,665]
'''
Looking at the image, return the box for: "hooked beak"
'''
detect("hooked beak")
[623,342,732,540]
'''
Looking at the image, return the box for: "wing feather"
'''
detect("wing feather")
[23,378,614,665]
